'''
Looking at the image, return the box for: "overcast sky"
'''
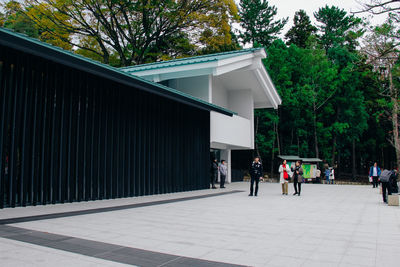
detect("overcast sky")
[234,0,389,36]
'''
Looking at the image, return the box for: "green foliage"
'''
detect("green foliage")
[2,1,39,38]
[285,10,317,48]
[252,5,386,174]
[314,5,362,53]
[238,0,288,47]
[23,0,239,66]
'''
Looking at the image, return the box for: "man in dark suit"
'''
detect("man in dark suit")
[249,157,263,196]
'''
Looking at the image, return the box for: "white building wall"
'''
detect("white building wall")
[211,78,228,108]
[210,112,251,148]
[228,90,253,120]
[228,90,255,149]
[168,75,209,102]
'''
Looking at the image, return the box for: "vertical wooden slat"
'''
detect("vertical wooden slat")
[8,55,20,207]
[0,49,7,208]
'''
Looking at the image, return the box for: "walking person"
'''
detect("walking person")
[379,169,392,203]
[292,161,303,196]
[329,167,335,184]
[369,162,381,188]
[279,160,290,195]
[210,159,218,189]
[249,157,263,196]
[219,160,227,189]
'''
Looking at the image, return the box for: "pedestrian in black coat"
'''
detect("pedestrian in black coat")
[291,161,303,196]
[210,159,218,189]
[249,157,263,196]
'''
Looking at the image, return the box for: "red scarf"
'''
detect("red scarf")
[283,164,288,179]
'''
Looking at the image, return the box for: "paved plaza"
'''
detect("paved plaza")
[0,182,399,267]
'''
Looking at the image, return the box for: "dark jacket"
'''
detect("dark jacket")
[250,161,263,177]
[211,161,218,174]
[291,165,304,183]
[390,171,398,193]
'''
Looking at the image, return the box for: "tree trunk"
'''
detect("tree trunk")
[271,123,276,177]
[297,134,300,156]
[276,110,281,155]
[331,134,336,166]
[313,101,319,158]
[331,106,340,166]
[389,68,400,169]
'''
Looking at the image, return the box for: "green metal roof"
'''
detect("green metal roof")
[278,155,302,161]
[0,27,235,116]
[120,48,265,73]
[301,158,323,163]
[278,155,322,163]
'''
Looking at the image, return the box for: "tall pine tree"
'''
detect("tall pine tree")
[239,0,287,47]
[285,10,317,48]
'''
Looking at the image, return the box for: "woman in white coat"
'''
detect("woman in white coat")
[279,160,291,195]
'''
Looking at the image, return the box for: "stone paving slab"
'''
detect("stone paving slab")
[0,182,399,267]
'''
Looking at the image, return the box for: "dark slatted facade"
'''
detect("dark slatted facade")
[0,34,214,209]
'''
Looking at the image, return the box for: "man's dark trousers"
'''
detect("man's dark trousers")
[250,175,260,196]
[220,175,226,188]
[373,176,379,188]
[294,179,301,195]
[211,171,217,188]
[381,181,391,203]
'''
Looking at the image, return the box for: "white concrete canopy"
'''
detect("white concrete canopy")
[121,48,282,109]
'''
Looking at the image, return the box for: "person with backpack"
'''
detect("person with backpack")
[379,169,392,203]
[369,162,381,188]
[249,157,263,196]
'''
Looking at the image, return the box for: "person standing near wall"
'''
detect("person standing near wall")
[369,162,381,188]
[279,160,290,195]
[219,160,227,189]
[292,161,303,196]
[249,157,263,196]
[210,159,218,189]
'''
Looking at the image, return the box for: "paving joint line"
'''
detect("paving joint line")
[0,225,245,267]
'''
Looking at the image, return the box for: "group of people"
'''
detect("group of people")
[369,162,399,203]
[248,157,305,196]
[278,160,304,196]
[210,158,227,189]
[324,167,335,184]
